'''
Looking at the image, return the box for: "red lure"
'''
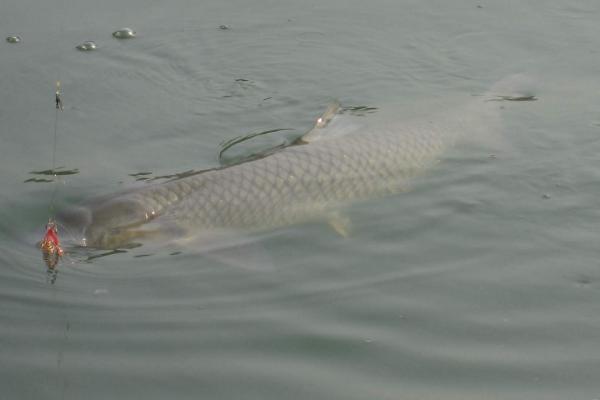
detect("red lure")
[40,221,64,268]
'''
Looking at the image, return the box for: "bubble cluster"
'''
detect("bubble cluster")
[76,40,97,51]
[112,27,136,39]
[6,35,21,43]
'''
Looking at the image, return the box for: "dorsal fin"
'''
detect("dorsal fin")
[217,101,360,168]
[296,102,342,144]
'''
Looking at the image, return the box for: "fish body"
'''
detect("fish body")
[60,79,517,249]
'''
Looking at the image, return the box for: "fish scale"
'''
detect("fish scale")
[164,128,449,230]
[63,86,507,249]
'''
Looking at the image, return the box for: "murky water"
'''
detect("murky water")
[2,1,600,399]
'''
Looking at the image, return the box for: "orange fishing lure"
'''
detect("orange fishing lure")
[40,220,63,269]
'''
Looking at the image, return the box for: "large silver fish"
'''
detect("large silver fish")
[59,77,525,249]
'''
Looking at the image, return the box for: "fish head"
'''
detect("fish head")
[55,206,90,247]
[57,197,152,249]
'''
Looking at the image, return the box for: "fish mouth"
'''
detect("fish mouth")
[55,206,91,247]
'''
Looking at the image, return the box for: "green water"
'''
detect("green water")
[2,1,600,399]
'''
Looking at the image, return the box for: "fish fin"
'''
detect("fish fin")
[169,230,278,272]
[466,75,537,156]
[486,74,537,101]
[296,101,342,144]
[327,211,351,238]
[203,241,276,272]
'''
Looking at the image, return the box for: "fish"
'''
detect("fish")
[58,76,527,250]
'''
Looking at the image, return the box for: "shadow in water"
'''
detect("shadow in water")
[25,167,79,183]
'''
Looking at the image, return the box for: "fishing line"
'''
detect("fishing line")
[40,4,67,269]
[40,81,66,269]
[41,2,71,399]
[49,80,61,215]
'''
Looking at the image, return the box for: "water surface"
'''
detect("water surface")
[2,1,600,399]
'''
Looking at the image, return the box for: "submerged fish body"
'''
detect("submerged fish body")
[61,79,519,249]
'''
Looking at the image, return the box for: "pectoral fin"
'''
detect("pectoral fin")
[297,102,342,144]
[327,211,352,238]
